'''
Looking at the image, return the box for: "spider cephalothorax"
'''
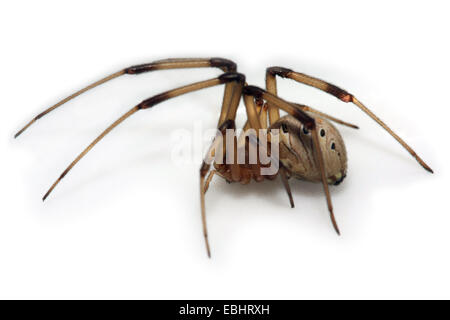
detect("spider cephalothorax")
[15,57,433,257]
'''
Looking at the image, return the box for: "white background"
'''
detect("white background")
[1,1,449,299]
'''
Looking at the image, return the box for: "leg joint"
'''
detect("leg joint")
[125,64,156,74]
[210,58,237,72]
[139,92,169,109]
[200,161,210,177]
[218,119,236,132]
[325,84,353,102]
[267,66,293,78]
[218,72,245,84]
[243,85,264,99]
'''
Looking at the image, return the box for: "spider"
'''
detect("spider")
[15,58,433,257]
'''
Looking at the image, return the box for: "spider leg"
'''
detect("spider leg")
[243,94,263,131]
[293,103,359,129]
[263,96,296,208]
[242,94,296,209]
[203,170,217,193]
[200,161,211,257]
[15,58,237,138]
[237,100,266,147]
[258,102,269,129]
[266,67,433,173]
[42,105,138,201]
[200,116,242,257]
[243,86,340,234]
[279,167,295,208]
[39,72,245,258]
[42,72,245,202]
[265,68,281,125]
[266,68,358,129]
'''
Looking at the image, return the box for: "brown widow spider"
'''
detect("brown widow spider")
[15,58,433,257]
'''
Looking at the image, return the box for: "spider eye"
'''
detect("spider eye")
[281,123,288,133]
[302,126,309,135]
[320,129,325,137]
[331,142,336,150]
